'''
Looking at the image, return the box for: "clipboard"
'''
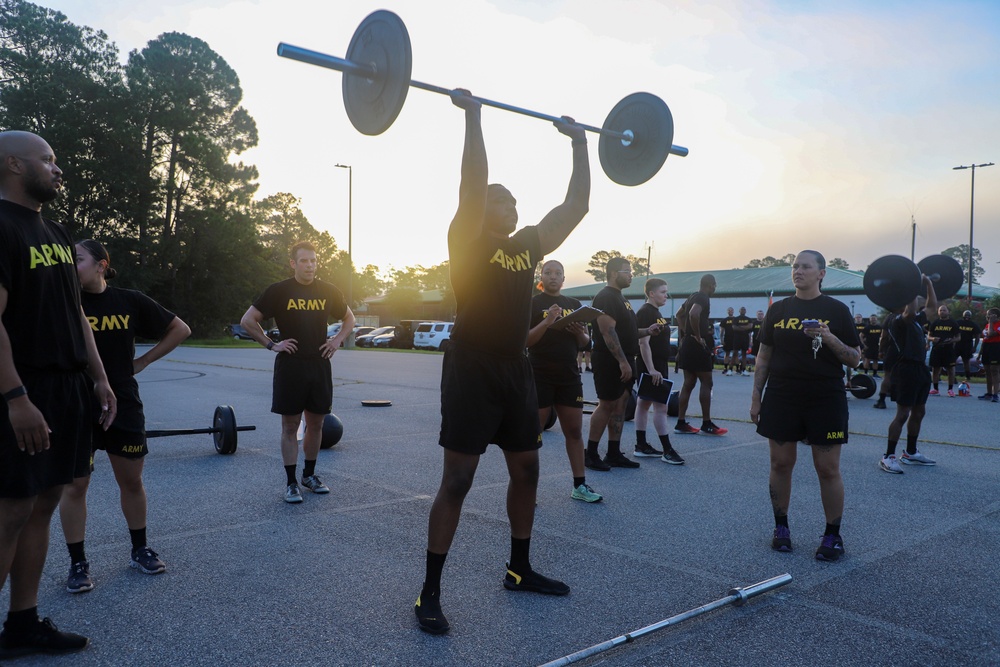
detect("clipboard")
[636,373,673,404]
[548,306,602,331]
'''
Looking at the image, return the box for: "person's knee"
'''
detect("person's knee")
[440,469,475,500]
[509,455,540,485]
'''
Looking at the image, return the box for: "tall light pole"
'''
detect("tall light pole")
[953,162,994,302]
[334,163,353,312]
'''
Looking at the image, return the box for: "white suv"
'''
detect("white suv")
[413,321,454,351]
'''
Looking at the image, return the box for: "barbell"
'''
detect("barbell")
[277,10,688,186]
[146,405,254,456]
[863,254,964,311]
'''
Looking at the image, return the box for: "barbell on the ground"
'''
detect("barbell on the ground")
[146,405,254,456]
[846,373,877,399]
[538,573,792,666]
[863,254,964,311]
[276,10,687,186]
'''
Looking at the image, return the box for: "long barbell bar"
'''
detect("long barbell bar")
[276,43,688,157]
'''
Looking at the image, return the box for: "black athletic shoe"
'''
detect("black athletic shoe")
[503,565,570,595]
[873,399,886,409]
[0,617,89,659]
[772,525,793,552]
[603,452,640,468]
[815,534,845,562]
[660,448,685,465]
[414,591,450,635]
[584,451,611,471]
[634,442,662,457]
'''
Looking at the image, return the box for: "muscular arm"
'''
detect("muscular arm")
[687,302,707,346]
[536,120,590,256]
[134,316,192,374]
[0,285,49,452]
[447,94,487,248]
[320,306,355,359]
[596,313,627,364]
[749,343,772,423]
[821,330,862,368]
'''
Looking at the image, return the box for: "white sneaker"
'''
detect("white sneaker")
[879,455,903,474]
[900,451,936,466]
[741,370,751,376]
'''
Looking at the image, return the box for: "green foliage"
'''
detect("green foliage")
[744,254,797,269]
[941,245,984,285]
[586,250,650,282]
[829,257,850,269]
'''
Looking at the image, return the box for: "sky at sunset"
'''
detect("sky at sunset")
[38,0,1000,290]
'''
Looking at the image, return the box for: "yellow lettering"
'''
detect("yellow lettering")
[514,254,529,271]
[489,249,506,266]
[297,299,306,309]
[87,316,98,331]
[42,244,55,266]
[787,318,800,329]
[826,431,844,440]
[101,315,120,330]
[287,299,297,310]
[29,246,48,268]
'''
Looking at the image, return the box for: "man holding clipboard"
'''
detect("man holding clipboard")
[635,279,684,464]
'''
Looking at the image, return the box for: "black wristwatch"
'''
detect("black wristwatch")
[266,341,275,351]
[3,385,27,401]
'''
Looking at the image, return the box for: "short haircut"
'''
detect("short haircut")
[988,308,1000,318]
[606,256,630,275]
[289,241,316,260]
[541,259,563,272]
[644,278,666,295]
[700,273,716,288]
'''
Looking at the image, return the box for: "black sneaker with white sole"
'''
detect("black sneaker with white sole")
[130,546,166,575]
[634,442,662,457]
[0,617,88,659]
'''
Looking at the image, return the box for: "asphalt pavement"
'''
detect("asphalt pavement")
[3,347,998,666]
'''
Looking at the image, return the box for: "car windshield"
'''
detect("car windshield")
[366,327,393,336]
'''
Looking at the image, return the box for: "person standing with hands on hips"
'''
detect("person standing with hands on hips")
[751,250,861,562]
[241,241,354,504]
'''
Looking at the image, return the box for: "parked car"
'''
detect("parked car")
[371,331,395,348]
[356,326,394,348]
[354,326,376,338]
[414,322,454,351]
[226,324,254,340]
[267,327,280,339]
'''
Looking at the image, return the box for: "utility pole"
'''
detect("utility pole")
[952,162,994,302]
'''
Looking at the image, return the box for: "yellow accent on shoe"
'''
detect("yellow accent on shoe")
[506,569,522,584]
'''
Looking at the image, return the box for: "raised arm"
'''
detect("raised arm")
[447,90,488,247]
[536,118,590,256]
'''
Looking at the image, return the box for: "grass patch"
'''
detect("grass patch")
[182,338,261,348]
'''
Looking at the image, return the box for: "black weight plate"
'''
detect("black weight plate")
[599,92,673,186]
[863,255,922,311]
[848,374,876,399]
[320,413,344,449]
[343,10,412,136]
[361,399,392,407]
[214,405,238,455]
[917,255,964,301]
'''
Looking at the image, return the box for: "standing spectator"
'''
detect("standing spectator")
[863,314,883,378]
[978,308,1000,402]
[732,307,754,376]
[674,275,727,435]
[927,305,960,397]
[720,307,736,376]
[748,309,765,373]
[955,310,981,383]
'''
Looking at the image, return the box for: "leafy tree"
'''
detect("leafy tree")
[586,250,650,282]
[383,286,422,321]
[942,245,984,285]
[829,257,850,269]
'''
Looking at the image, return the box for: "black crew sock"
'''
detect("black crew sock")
[658,434,673,450]
[885,440,898,458]
[573,476,585,488]
[303,459,317,478]
[948,384,954,391]
[607,440,622,456]
[635,430,647,446]
[129,527,147,551]
[906,434,919,456]
[877,393,886,401]
[284,464,297,485]
[423,550,447,596]
[586,440,601,457]
[774,513,789,528]
[5,607,39,631]
[67,541,86,564]
[933,383,939,391]
[824,523,840,537]
[510,536,531,574]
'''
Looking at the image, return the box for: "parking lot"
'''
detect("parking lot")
[5,347,999,666]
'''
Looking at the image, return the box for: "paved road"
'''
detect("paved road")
[5,348,998,666]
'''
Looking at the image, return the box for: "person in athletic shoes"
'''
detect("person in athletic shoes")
[586,257,662,470]
[720,307,736,375]
[415,90,590,635]
[732,307,754,376]
[242,240,354,503]
[979,308,1000,402]
[863,314,883,378]
[878,275,938,473]
[956,310,981,383]
[750,251,861,562]
[526,260,600,503]
[633,278,684,464]
[0,130,117,659]
[59,240,190,593]
[748,309,765,373]
[928,305,960,397]
[675,275,727,435]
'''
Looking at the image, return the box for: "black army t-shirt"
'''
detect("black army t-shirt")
[449,226,541,358]
[885,313,928,365]
[957,318,980,346]
[684,292,714,344]
[592,286,638,358]
[0,200,87,373]
[760,295,859,382]
[254,278,347,361]
[864,321,883,351]
[528,292,583,384]
[928,318,959,348]
[81,286,175,430]
[636,302,669,373]
[720,315,735,346]
[733,314,753,342]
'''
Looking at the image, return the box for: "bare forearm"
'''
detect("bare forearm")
[823,333,861,368]
[136,318,191,371]
[81,309,110,385]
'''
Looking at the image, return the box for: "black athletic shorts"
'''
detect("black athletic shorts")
[535,378,584,410]
[890,361,931,407]
[591,349,635,401]
[0,370,92,498]
[271,354,333,415]
[982,344,1000,366]
[863,346,880,361]
[722,339,735,353]
[956,342,974,361]
[93,425,147,460]
[677,336,714,373]
[929,345,956,368]
[732,334,750,354]
[439,343,541,455]
[756,377,849,445]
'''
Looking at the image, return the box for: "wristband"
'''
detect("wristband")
[3,385,27,401]
[266,341,275,351]
[572,138,587,146]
